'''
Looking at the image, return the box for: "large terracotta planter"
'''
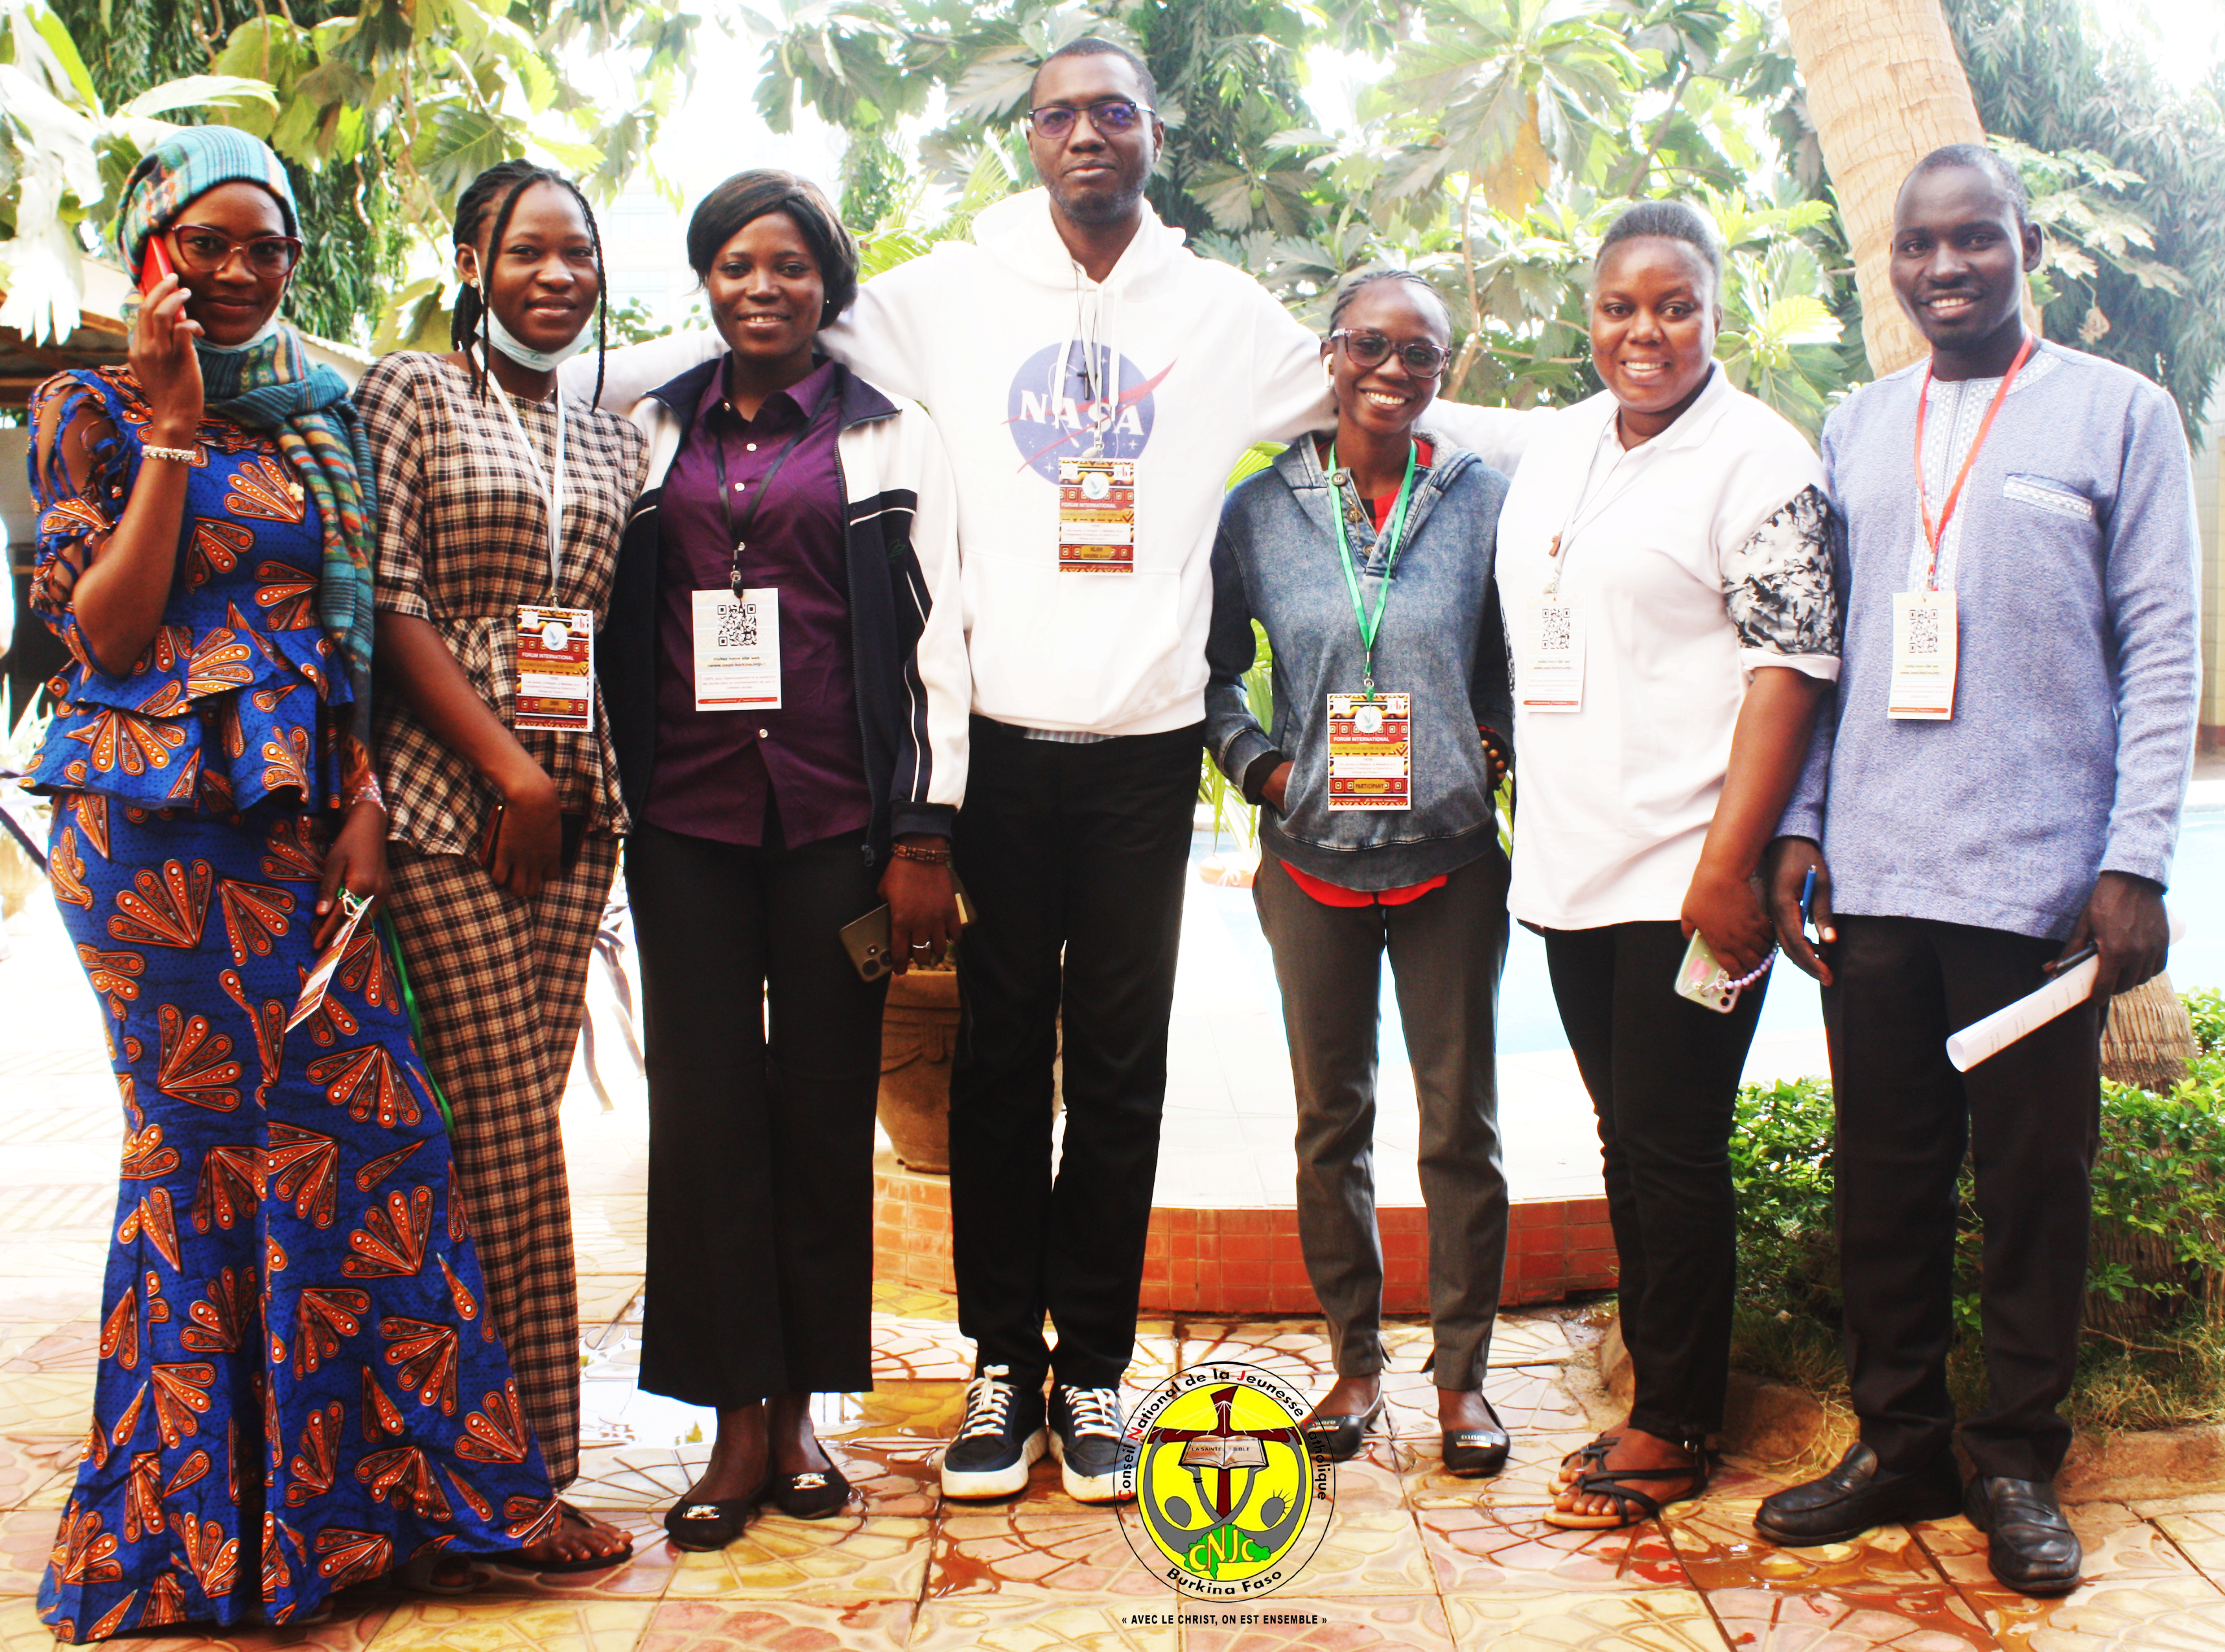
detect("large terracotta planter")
[878,966,960,1174]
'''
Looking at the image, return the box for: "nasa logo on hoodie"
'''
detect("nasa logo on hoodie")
[1006,341,1172,480]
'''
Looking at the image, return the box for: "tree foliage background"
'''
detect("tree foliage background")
[1,0,2221,437]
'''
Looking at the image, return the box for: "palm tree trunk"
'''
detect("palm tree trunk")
[1780,0,1988,377]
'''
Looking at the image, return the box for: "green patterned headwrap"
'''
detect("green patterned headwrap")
[117,127,379,753]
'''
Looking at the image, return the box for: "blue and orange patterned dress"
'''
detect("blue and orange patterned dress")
[25,366,559,1643]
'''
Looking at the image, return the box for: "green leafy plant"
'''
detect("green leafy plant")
[1726,1032,2225,1432]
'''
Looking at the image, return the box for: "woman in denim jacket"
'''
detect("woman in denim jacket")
[1205,271,1516,1480]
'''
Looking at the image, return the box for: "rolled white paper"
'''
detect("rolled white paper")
[1945,913,2187,1073]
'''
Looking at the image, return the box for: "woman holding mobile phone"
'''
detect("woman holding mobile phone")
[25,128,560,1639]
[604,171,967,1546]
[1493,200,1839,1529]
[355,159,648,1568]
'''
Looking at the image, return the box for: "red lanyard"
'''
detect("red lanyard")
[1914,333,2033,589]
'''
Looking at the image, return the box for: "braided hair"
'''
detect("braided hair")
[1328,268,1451,333]
[451,158,609,407]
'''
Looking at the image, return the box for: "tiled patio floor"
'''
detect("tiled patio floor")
[7,896,2225,1650]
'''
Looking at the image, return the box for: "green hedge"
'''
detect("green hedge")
[1726,998,2225,1432]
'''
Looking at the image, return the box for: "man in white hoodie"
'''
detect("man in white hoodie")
[574,38,1535,1505]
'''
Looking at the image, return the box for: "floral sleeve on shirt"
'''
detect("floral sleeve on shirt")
[1721,484,1840,661]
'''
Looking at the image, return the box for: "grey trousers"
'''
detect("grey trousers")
[1253,849,1512,1389]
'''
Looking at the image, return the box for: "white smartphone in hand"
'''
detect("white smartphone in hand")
[1673,930,1742,1014]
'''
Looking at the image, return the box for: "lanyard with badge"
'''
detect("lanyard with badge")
[1058,290,1138,574]
[483,355,592,735]
[687,399,820,712]
[1891,335,2033,720]
[1324,441,1419,810]
[1518,407,1642,714]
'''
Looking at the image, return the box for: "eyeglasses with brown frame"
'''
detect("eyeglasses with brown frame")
[1025,98,1156,140]
[165,223,305,280]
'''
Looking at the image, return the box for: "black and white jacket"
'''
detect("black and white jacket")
[602,356,969,858]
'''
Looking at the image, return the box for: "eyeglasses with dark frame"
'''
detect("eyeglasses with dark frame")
[1330,329,1450,379]
[165,224,305,279]
[1026,98,1156,140]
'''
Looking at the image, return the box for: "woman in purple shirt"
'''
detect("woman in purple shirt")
[600,172,971,1546]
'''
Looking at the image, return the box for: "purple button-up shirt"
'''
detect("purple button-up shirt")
[641,355,873,847]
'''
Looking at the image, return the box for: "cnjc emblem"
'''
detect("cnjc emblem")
[1117,1363,1330,1596]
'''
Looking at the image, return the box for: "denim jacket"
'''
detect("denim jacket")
[1206,430,1514,891]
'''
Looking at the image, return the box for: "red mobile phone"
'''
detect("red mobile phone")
[139,235,176,299]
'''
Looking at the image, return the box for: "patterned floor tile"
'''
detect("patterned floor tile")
[1180,1593,1455,1651]
[1704,1583,2000,1651]
[1417,1504,1691,1594]
[361,1596,656,1652]
[1664,1477,1942,1594]
[2151,1507,2225,1581]
[928,1508,1165,1601]
[0,1371,93,1436]
[814,1380,969,1442]
[1918,1511,2225,1649]
[1476,1365,1589,1435]
[664,1513,929,1605]
[869,1280,958,1321]
[1441,1587,1728,1650]
[1279,1510,1433,1596]
[0,1325,97,1376]
[0,1508,56,1596]
[0,1599,60,1652]
[575,1277,643,1332]
[0,1435,78,1512]
[638,1596,915,1652]
[0,1242,110,1281]
[1402,1430,1595,1509]
[0,1186,113,1237]
[1175,1327,1335,1387]
[467,1513,677,1603]
[910,1596,1179,1651]
[1321,1439,1412,1513]
[1967,1574,2225,1649]
[832,1438,941,1517]
[568,1445,706,1512]
[95,1587,397,1651]
[871,1316,976,1382]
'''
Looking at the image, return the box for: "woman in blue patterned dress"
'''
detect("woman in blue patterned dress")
[26,128,559,1643]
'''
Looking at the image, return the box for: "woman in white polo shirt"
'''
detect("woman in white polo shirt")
[1496,200,1839,1529]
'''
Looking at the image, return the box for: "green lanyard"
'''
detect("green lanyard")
[1327,439,1420,701]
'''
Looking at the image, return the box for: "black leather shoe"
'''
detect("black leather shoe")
[663,1480,770,1552]
[1964,1476,2081,1596]
[1441,1397,1509,1479]
[1301,1392,1386,1463]
[771,1463,853,1520]
[1753,1443,1962,1547]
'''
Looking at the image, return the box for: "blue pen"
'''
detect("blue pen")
[1798,865,1818,941]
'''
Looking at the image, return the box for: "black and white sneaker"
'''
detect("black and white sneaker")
[1049,1385,1131,1504]
[939,1365,1047,1500]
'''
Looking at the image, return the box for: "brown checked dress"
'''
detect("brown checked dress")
[355,351,646,1486]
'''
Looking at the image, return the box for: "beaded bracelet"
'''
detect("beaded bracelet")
[889,842,951,865]
[346,771,386,814]
[142,443,201,465]
[1724,950,1776,992]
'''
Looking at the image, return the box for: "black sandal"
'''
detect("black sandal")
[663,1480,771,1552]
[1544,1450,1711,1530]
[1555,1434,1619,1487]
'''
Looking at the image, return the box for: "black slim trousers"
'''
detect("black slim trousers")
[948,718,1203,1390]
[1824,915,2102,1483]
[628,821,889,1408]
[1542,921,1768,1444]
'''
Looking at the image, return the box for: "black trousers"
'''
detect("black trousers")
[949,718,1202,1389]
[1824,915,2101,1482]
[1542,921,1767,1443]
[628,821,888,1407]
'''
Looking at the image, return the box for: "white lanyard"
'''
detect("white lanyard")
[477,347,570,600]
[1544,405,1649,595]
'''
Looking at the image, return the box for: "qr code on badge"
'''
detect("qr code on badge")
[1540,606,1572,651]
[718,600,759,649]
[1906,602,1940,656]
